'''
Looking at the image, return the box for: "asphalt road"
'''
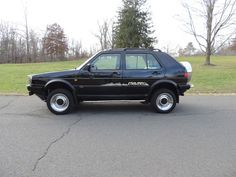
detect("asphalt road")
[0,95,236,177]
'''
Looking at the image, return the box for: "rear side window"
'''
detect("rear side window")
[147,54,161,69]
[155,52,180,68]
[126,54,146,69]
[125,54,161,70]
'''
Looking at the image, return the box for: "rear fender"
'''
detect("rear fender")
[148,80,179,103]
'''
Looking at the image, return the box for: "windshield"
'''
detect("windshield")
[75,52,99,70]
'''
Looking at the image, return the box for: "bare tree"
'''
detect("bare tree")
[0,22,10,63]
[230,36,236,50]
[68,39,83,59]
[22,1,31,62]
[0,22,24,63]
[1,20,90,63]
[94,20,114,50]
[183,0,236,65]
[29,30,40,62]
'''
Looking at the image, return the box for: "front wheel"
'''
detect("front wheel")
[151,89,177,113]
[46,89,74,115]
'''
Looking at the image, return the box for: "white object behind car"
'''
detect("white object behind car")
[180,61,192,82]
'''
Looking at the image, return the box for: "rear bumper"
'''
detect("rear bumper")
[178,83,193,95]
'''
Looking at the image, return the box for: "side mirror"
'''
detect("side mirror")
[87,64,96,72]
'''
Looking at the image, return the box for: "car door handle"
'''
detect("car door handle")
[112,72,121,76]
[152,71,161,75]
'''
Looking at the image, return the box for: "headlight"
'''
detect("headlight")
[28,75,32,85]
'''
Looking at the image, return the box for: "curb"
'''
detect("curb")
[186,93,236,96]
[0,93,28,96]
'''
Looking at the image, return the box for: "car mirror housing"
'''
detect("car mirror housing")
[88,64,97,72]
[84,64,92,72]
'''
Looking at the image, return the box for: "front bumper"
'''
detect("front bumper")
[27,85,34,95]
[27,84,45,100]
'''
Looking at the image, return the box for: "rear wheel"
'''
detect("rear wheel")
[47,89,74,115]
[151,89,176,113]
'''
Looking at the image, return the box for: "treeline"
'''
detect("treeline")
[0,0,158,64]
[0,22,91,64]
[178,41,236,57]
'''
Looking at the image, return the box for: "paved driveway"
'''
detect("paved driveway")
[0,95,236,177]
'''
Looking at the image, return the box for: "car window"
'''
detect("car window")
[147,54,161,69]
[125,54,161,70]
[92,54,121,70]
[125,54,146,69]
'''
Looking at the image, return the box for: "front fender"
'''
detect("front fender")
[44,79,78,104]
[44,79,75,91]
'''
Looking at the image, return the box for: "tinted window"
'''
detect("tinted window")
[126,54,146,69]
[155,52,179,68]
[92,54,120,70]
[147,54,161,69]
[125,54,161,70]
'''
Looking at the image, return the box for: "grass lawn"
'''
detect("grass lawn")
[178,56,236,93]
[0,56,236,94]
[0,60,85,94]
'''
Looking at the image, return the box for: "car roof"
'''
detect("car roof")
[105,48,162,52]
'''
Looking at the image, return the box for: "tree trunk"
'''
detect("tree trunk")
[205,1,213,65]
[205,41,211,65]
[24,7,31,63]
[25,21,30,63]
[205,52,211,65]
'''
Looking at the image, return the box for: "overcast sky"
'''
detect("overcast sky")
[0,0,195,51]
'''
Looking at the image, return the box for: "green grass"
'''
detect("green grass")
[178,56,236,93]
[0,56,236,94]
[0,60,86,94]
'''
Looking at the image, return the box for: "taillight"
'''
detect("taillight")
[184,72,189,78]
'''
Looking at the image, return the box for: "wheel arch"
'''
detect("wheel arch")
[148,80,179,103]
[44,79,78,104]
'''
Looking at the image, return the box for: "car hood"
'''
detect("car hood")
[32,70,77,79]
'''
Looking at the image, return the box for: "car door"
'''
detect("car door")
[77,53,122,97]
[122,52,164,97]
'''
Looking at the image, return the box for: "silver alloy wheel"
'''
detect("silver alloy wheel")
[50,93,69,112]
[156,93,174,111]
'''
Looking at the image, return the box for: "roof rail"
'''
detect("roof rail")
[124,48,148,51]
[107,48,126,51]
[153,48,162,52]
[124,48,162,52]
[107,48,162,52]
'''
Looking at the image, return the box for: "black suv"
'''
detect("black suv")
[27,48,192,114]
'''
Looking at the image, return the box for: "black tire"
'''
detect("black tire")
[151,89,177,113]
[46,89,74,115]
